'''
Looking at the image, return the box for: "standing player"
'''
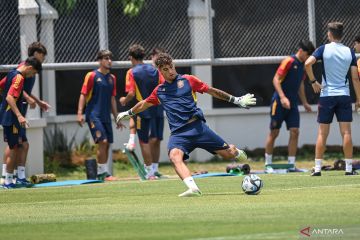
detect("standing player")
[1,42,50,186]
[0,57,42,189]
[77,50,124,181]
[264,40,315,170]
[119,44,163,180]
[305,22,360,176]
[117,53,256,197]
[149,47,166,177]
[354,35,360,72]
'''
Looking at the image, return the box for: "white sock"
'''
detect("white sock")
[183,176,199,191]
[345,159,353,172]
[315,159,322,172]
[13,169,17,178]
[128,134,136,144]
[17,166,26,179]
[152,163,159,173]
[145,165,153,177]
[97,163,107,174]
[265,153,272,165]
[5,172,13,185]
[2,164,6,177]
[288,156,295,168]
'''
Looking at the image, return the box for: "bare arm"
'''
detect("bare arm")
[23,91,36,109]
[119,91,135,106]
[350,66,360,112]
[206,87,233,101]
[305,56,322,93]
[298,79,312,112]
[131,100,154,114]
[273,73,290,109]
[6,94,27,128]
[30,93,51,112]
[77,94,86,126]
[206,86,256,108]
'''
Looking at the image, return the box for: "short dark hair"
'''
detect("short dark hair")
[328,22,344,40]
[298,40,315,55]
[28,42,47,57]
[97,50,113,60]
[354,34,360,43]
[129,44,145,60]
[25,56,42,72]
[155,53,173,68]
[151,47,166,57]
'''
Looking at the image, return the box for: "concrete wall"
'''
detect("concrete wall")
[44,105,360,163]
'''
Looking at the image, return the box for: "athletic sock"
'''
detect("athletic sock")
[5,172,13,185]
[152,163,159,173]
[2,164,6,177]
[145,165,153,177]
[315,159,322,173]
[17,166,26,179]
[97,163,107,175]
[265,153,272,165]
[183,176,199,191]
[128,134,136,145]
[288,156,295,170]
[345,159,353,173]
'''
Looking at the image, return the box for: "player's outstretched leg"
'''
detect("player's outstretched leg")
[169,148,202,197]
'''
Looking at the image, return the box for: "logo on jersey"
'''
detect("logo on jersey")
[294,65,298,69]
[96,78,102,82]
[177,80,184,89]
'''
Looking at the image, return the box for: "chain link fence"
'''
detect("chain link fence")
[1,0,360,65]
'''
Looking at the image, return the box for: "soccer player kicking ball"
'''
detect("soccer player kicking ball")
[116,53,256,197]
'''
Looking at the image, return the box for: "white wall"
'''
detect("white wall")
[45,105,360,163]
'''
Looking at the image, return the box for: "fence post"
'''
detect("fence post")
[98,0,109,50]
[188,0,214,110]
[38,0,58,117]
[18,0,46,176]
[307,0,316,46]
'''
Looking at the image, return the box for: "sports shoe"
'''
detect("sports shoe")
[178,188,202,197]
[104,175,119,181]
[3,183,19,189]
[236,149,247,161]
[146,175,158,180]
[345,170,359,175]
[153,171,163,178]
[311,171,321,176]
[16,178,34,188]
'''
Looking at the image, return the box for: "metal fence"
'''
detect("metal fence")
[1,0,360,66]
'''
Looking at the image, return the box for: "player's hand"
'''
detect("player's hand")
[116,121,126,130]
[311,81,322,93]
[116,111,132,123]
[77,113,85,127]
[280,96,290,109]
[38,100,51,112]
[234,93,257,109]
[303,103,312,112]
[17,115,29,128]
[355,99,360,115]
[119,97,127,106]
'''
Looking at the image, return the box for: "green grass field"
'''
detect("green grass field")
[1,166,360,240]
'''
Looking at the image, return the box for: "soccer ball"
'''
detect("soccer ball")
[242,174,263,195]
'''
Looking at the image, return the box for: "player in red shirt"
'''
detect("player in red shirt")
[77,50,124,181]
[117,53,257,197]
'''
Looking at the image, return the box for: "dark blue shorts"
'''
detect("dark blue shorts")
[135,116,151,143]
[149,117,164,141]
[3,124,27,149]
[168,120,229,160]
[270,99,299,130]
[87,118,113,143]
[317,96,352,124]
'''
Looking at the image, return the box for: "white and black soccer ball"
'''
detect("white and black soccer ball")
[242,174,263,195]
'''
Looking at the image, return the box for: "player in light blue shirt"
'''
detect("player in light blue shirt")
[305,22,360,176]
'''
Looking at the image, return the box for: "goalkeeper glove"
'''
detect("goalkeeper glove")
[116,110,134,123]
[230,93,257,109]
